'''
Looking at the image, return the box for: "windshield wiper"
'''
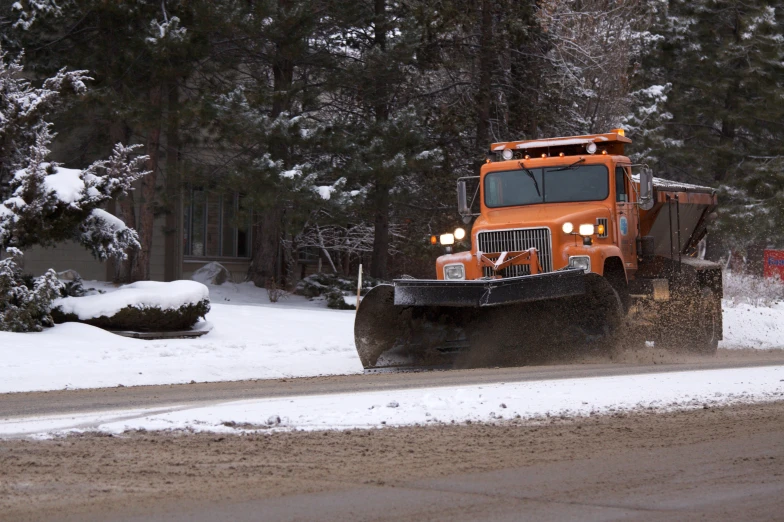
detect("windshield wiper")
[550,158,586,172]
[518,162,541,197]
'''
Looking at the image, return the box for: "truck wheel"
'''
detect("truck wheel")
[656,289,719,355]
[686,289,720,355]
[564,274,625,357]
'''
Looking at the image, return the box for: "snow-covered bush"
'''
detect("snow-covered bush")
[723,271,784,308]
[59,274,86,298]
[51,281,210,331]
[0,248,63,332]
[265,278,290,303]
[295,272,384,310]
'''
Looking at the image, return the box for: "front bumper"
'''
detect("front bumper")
[393,269,586,308]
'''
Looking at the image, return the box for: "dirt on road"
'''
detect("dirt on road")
[4,347,784,420]
[2,400,783,521]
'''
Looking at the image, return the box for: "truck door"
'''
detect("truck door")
[615,166,638,271]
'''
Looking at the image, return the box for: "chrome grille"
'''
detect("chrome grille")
[477,227,553,277]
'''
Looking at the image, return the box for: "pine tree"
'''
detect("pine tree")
[0,47,148,256]
[633,0,784,262]
[0,46,148,331]
[9,0,215,281]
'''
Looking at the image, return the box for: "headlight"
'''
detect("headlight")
[444,264,465,280]
[568,256,591,273]
[454,227,466,240]
[578,224,595,236]
[562,222,574,234]
[501,149,514,160]
[440,233,455,245]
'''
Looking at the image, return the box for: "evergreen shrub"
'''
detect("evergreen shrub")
[0,249,63,332]
[51,298,210,332]
[294,272,385,310]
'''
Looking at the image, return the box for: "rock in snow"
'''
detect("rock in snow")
[191,262,231,286]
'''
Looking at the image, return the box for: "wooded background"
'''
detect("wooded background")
[3,0,782,281]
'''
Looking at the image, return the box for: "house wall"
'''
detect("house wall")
[20,213,168,281]
[20,241,107,280]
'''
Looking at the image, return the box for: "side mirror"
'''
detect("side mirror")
[457,180,470,216]
[639,167,654,210]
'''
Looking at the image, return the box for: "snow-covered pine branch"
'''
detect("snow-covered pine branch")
[1,140,148,259]
[0,46,91,188]
[0,47,149,260]
[0,248,63,332]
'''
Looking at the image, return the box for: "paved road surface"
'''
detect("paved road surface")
[2,401,782,521]
[3,348,784,419]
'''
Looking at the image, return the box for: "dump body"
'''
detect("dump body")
[638,177,718,258]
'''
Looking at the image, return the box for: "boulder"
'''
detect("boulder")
[191,262,231,285]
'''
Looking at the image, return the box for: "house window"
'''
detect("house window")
[184,189,251,258]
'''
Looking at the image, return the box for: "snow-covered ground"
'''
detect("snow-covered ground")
[2,365,782,438]
[1,282,361,394]
[721,301,784,349]
[1,279,783,438]
[0,280,782,395]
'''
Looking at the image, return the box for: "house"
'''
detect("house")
[19,186,254,283]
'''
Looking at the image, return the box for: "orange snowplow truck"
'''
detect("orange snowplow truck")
[355,131,723,371]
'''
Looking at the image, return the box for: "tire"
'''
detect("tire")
[560,274,625,357]
[655,288,719,355]
[687,289,720,355]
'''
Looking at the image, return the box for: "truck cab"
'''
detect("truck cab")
[437,130,639,288]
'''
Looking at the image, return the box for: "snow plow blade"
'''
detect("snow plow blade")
[354,269,588,371]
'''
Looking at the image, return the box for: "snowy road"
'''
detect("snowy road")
[2,351,784,438]
[3,401,783,521]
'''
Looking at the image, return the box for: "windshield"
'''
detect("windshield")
[484,164,609,208]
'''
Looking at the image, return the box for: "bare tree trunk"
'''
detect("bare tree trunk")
[248,0,295,286]
[316,224,338,273]
[164,79,181,282]
[475,0,493,149]
[111,120,137,283]
[370,0,390,280]
[131,85,163,281]
[248,208,283,286]
[370,180,390,279]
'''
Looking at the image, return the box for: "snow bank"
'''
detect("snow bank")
[0,297,360,394]
[2,365,782,438]
[0,280,780,395]
[721,301,784,350]
[723,271,784,307]
[53,280,208,320]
